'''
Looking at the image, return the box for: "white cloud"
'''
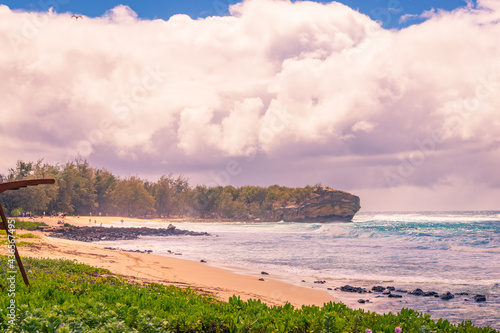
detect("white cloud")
[352,121,377,133]
[1,0,500,210]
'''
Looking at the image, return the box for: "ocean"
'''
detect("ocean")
[98,211,500,329]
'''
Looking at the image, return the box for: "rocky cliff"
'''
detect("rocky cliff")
[275,188,361,222]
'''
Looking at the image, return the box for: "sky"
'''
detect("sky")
[1,0,499,211]
[0,0,471,28]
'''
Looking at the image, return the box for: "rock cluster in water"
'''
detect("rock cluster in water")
[335,284,487,303]
[44,224,209,242]
[275,188,361,222]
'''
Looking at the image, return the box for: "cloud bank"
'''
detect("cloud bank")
[1,0,500,210]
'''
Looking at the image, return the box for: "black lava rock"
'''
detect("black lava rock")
[46,225,210,242]
[473,295,486,302]
[372,286,386,292]
[409,288,425,296]
[261,271,269,275]
[423,291,439,297]
[340,285,367,293]
[388,294,403,298]
[440,292,454,300]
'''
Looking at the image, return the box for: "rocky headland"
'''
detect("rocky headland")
[275,188,361,222]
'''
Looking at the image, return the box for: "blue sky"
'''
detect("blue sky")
[1,0,471,28]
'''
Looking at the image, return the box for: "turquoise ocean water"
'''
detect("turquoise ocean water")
[99,211,500,329]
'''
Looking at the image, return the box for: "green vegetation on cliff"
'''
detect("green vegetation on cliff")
[0,257,496,332]
[0,160,359,221]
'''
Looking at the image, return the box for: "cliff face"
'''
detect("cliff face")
[275,188,361,222]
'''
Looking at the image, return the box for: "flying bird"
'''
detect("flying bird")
[71,15,83,19]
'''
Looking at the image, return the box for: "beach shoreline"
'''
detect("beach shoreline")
[10,214,500,330]
[10,216,401,314]
[3,224,335,309]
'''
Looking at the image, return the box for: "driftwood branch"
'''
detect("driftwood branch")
[0,179,55,291]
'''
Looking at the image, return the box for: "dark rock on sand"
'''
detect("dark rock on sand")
[200,260,207,263]
[387,286,396,291]
[372,286,386,292]
[103,247,152,254]
[258,278,265,281]
[261,271,269,275]
[314,280,326,284]
[124,249,152,254]
[388,293,403,298]
[341,285,367,293]
[45,225,210,242]
[423,291,439,297]
[440,292,455,300]
[409,288,425,296]
[473,295,487,302]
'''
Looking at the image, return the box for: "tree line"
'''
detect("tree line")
[0,160,317,220]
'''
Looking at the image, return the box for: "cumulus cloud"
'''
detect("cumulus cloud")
[1,0,500,210]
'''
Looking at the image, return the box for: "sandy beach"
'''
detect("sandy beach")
[6,216,335,308]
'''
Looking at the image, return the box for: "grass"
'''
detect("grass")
[0,223,41,247]
[0,239,36,247]
[0,258,497,332]
[1,220,48,231]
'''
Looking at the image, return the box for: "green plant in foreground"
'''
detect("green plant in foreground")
[0,257,497,332]
[6,220,48,230]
